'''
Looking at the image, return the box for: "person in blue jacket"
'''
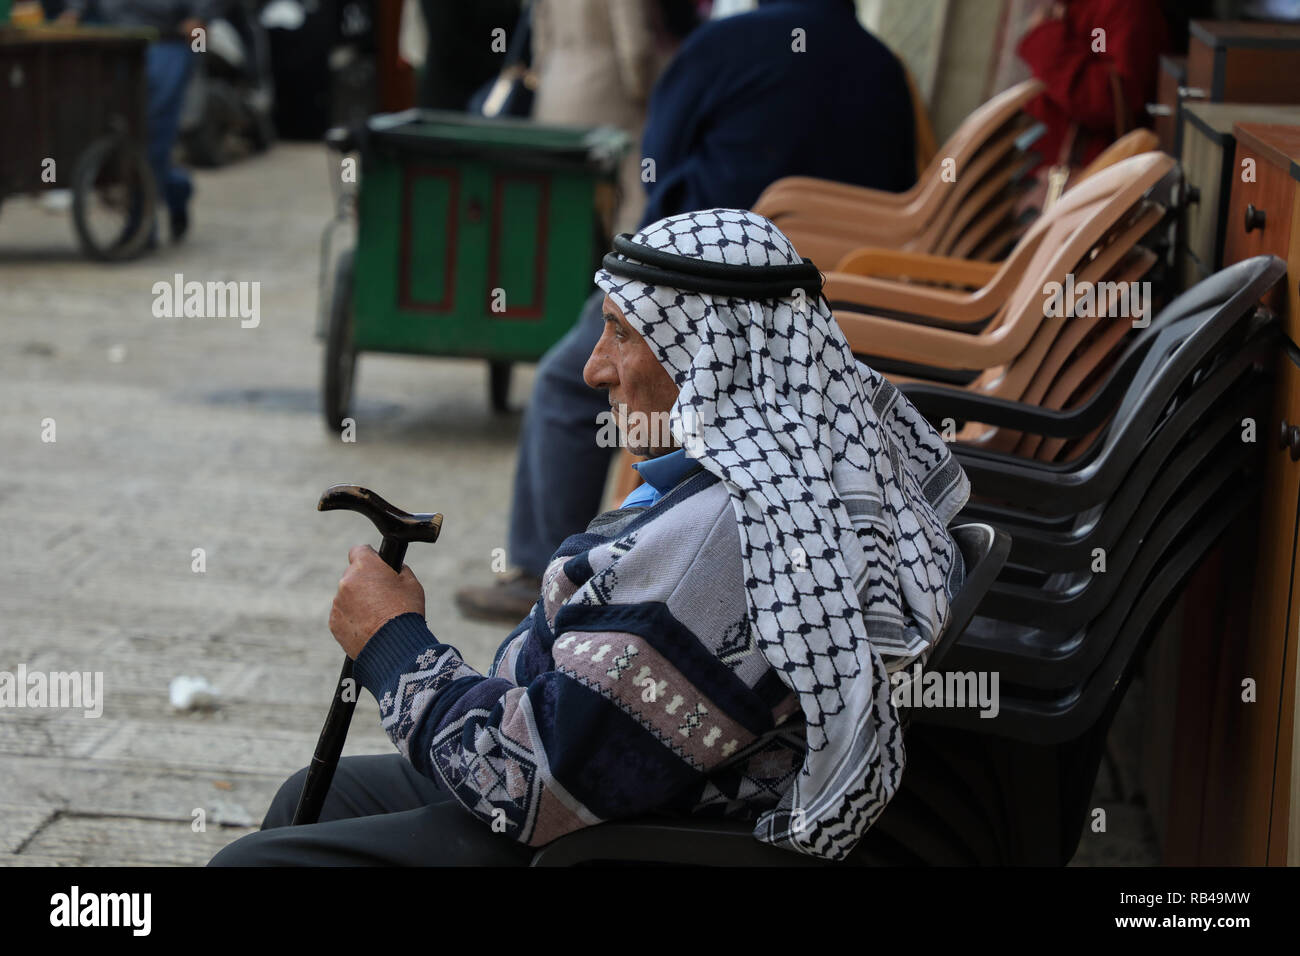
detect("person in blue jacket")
[456,0,916,622]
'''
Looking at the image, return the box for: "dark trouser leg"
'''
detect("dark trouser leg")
[507,291,614,577]
[145,41,194,223]
[207,754,534,866]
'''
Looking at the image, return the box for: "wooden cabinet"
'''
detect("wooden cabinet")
[1153,55,1185,156]
[1223,125,1300,275]
[1179,105,1300,287]
[1194,123,1300,865]
[1187,21,1300,105]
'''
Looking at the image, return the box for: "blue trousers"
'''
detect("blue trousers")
[507,291,614,576]
[146,41,194,219]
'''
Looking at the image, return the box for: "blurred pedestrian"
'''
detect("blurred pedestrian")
[1017,0,1168,176]
[455,0,916,622]
[531,0,667,235]
[418,0,523,110]
[59,0,221,242]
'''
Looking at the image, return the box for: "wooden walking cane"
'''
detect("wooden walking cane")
[292,484,443,826]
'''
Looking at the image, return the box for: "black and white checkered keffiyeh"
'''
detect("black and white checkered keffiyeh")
[594,208,970,860]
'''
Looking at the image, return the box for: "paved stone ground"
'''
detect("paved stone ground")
[0,143,1157,865]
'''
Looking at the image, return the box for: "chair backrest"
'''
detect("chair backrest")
[903,63,938,179]
[982,451,1261,745]
[992,152,1173,343]
[928,79,1045,183]
[976,386,1265,639]
[1000,392,1256,576]
[898,257,1285,451]
[958,310,1280,515]
[967,203,1165,404]
[927,523,1010,671]
[753,80,1043,228]
[831,153,1175,373]
[1074,128,1159,186]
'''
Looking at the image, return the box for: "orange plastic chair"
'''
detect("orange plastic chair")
[829,153,1174,372]
[753,79,1043,216]
[765,118,1038,262]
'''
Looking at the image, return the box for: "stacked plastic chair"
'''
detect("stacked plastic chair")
[890,255,1286,864]
[753,79,1046,265]
[827,152,1178,455]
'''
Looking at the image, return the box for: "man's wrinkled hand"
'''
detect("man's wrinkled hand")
[329,545,426,659]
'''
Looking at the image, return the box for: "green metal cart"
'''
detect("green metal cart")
[319,109,629,426]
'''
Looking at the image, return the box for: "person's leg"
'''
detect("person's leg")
[209,753,534,865]
[508,291,613,574]
[209,801,536,865]
[455,291,614,622]
[258,753,447,829]
[145,41,195,240]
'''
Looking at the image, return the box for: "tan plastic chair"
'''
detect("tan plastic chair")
[824,137,1171,315]
[797,129,1161,273]
[830,152,1174,372]
[825,196,1163,335]
[753,79,1043,214]
[859,206,1160,384]
[945,188,1029,259]
[765,120,1036,262]
[967,218,1026,262]
[1043,128,1161,211]
[954,244,1158,451]
[752,80,1043,238]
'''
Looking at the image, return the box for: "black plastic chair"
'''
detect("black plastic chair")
[900,255,1285,463]
[901,273,1280,686]
[837,263,1283,863]
[895,470,1260,864]
[938,285,1279,517]
[945,400,1265,691]
[528,522,1008,867]
[973,394,1264,640]
[964,344,1273,636]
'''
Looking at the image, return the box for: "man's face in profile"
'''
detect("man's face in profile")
[583,295,681,457]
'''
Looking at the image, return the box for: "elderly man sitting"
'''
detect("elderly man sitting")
[209,209,968,866]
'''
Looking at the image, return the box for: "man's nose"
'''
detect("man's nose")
[584,329,616,390]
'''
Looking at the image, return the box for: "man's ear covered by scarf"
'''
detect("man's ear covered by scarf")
[594,208,971,860]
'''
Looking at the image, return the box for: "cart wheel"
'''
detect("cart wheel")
[71,134,157,261]
[488,361,512,413]
[323,249,358,430]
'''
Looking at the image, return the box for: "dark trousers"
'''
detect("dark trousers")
[507,291,614,576]
[146,41,194,220]
[207,754,534,866]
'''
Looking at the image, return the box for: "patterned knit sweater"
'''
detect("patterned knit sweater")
[353,463,811,846]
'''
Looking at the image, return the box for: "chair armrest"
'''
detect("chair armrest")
[834,248,1002,288]
[833,307,1025,371]
[825,272,993,325]
[753,175,914,216]
[756,191,929,238]
[901,381,1105,438]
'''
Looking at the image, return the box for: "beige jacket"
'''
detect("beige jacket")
[531,0,664,232]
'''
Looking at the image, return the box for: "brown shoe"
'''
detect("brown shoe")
[454,568,542,624]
